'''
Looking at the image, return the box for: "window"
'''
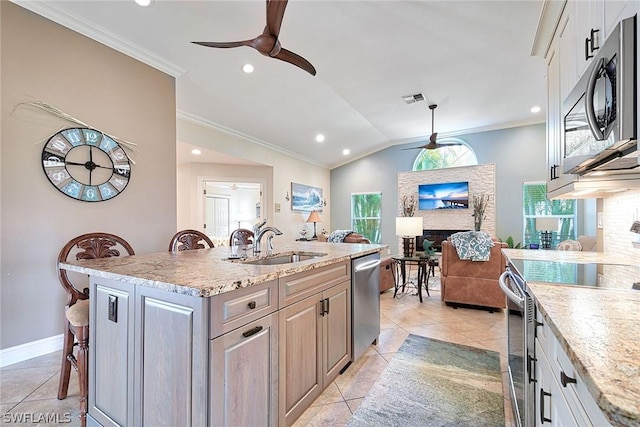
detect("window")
[351,192,382,244]
[522,182,576,248]
[412,138,478,171]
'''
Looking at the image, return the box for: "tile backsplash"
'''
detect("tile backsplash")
[602,189,640,289]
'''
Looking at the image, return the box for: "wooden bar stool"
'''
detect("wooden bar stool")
[168,229,214,252]
[57,233,135,427]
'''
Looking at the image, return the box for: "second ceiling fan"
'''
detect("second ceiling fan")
[192,0,316,76]
[403,104,462,150]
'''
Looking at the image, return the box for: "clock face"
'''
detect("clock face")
[41,127,131,202]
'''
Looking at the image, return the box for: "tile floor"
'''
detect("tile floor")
[1,273,516,427]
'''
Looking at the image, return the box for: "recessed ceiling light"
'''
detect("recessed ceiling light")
[134,0,152,6]
[342,149,350,156]
[191,149,202,155]
[530,106,541,113]
[242,64,254,73]
[315,134,325,143]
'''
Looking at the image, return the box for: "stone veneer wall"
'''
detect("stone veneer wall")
[601,189,640,289]
[397,164,496,253]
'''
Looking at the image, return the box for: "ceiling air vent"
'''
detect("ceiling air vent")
[402,93,425,104]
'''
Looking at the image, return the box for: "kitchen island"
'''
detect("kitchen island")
[61,241,385,427]
[502,248,640,427]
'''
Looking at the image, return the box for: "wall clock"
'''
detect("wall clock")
[41,127,131,202]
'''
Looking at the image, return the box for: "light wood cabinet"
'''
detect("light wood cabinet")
[279,292,323,425]
[132,286,208,427]
[88,278,208,427]
[89,280,135,427]
[210,312,279,427]
[321,280,351,387]
[278,260,352,426]
[88,259,354,427]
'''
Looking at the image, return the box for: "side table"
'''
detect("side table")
[391,255,434,302]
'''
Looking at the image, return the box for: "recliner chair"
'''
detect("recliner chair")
[440,239,507,311]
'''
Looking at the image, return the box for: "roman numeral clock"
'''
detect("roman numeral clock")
[41,128,131,202]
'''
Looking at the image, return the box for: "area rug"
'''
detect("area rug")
[346,335,505,427]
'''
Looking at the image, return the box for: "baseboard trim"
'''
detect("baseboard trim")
[0,334,63,368]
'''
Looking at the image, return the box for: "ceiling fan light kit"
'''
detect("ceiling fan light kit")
[192,0,316,76]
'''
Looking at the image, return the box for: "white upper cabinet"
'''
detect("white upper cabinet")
[574,0,604,79]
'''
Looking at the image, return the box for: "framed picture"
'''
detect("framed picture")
[291,182,323,212]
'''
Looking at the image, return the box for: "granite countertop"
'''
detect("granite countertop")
[60,241,385,298]
[529,283,640,427]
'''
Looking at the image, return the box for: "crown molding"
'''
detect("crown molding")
[10,0,186,77]
[177,110,329,169]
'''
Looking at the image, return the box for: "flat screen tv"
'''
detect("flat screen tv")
[418,181,469,210]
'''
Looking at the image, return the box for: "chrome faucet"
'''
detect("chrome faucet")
[252,218,268,238]
[254,226,282,255]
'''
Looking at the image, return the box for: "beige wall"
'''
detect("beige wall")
[177,117,330,240]
[1,3,177,349]
[177,162,273,233]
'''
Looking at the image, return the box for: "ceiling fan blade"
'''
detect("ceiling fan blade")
[401,146,427,150]
[273,48,316,75]
[266,0,288,37]
[192,40,254,49]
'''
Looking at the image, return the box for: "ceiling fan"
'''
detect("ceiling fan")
[192,0,316,76]
[403,104,463,150]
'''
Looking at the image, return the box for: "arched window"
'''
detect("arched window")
[412,138,478,171]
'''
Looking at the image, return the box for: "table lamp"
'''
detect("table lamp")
[396,217,423,257]
[536,217,558,249]
[306,211,322,239]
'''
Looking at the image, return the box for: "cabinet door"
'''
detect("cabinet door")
[535,341,580,427]
[558,4,578,102]
[210,312,278,427]
[322,280,351,385]
[89,279,135,427]
[133,286,208,427]
[546,38,562,184]
[575,0,604,79]
[279,294,322,426]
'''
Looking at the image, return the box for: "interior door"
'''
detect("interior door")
[205,196,229,239]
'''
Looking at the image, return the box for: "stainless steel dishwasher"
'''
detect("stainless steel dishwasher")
[351,252,381,362]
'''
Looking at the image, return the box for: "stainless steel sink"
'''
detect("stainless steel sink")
[240,251,327,265]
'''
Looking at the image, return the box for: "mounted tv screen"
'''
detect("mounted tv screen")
[418,181,469,210]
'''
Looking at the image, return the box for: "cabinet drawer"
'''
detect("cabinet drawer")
[279,260,350,307]
[210,279,278,338]
[551,335,611,427]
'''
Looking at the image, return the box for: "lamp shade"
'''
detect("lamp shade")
[396,217,423,236]
[535,217,558,231]
[306,211,321,223]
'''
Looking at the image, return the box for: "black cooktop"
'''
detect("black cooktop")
[508,258,640,290]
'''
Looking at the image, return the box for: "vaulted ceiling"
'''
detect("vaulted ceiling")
[17,0,547,169]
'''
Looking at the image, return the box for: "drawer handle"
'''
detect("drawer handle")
[247,301,257,309]
[527,355,537,383]
[242,326,263,338]
[540,388,552,424]
[560,370,577,387]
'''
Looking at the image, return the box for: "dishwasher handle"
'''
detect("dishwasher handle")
[354,259,381,273]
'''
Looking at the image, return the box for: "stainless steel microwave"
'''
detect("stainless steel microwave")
[562,15,637,176]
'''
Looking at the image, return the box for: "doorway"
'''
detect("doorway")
[203,181,263,245]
